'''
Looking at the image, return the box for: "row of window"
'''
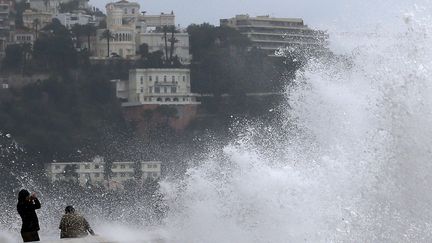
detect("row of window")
[55,172,159,179]
[140,86,177,94]
[142,97,190,102]
[15,35,32,41]
[140,75,187,83]
[54,164,158,170]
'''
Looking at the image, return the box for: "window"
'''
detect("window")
[153,164,158,168]
[95,165,100,169]
[132,8,135,14]
[124,8,127,14]
[155,87,160,93]
[171,87,176,93]
[120,173,126,177]
[183,76,186,81]
[147,164,152,168]
[164,76,167,82]
[112,165,117,169]
[149,76,152,81]
[120,165,126,169]
[164,87,167,93]
[140,76,143,84]
[149,87,152,93]
[85,165,90,169]
[140,88,143,93]
[156,76,159,82]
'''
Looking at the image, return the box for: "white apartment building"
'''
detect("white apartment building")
[53,12,95,28]
[124,68,200,105]
[30,0,89,14]
[220,14,328,54]
[46,160,161,188]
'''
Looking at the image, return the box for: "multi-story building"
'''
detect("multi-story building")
[22,9,52,31]
[124,68,200,105]
[220,14,328,54]
[53,11,95,28]
[95,1,137,58]
[30,0,89,14]
[46,160,161,188]
[94,0,190,63]
[0,0,14,57]
[10,30,35,44]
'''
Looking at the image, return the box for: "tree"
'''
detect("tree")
[137,43,149,58]
[161,25,169,62]
[100,29,114,57]
[32,19,40,39]
[82,24,97,53]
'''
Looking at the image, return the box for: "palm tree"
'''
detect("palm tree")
[83,24,96,53]
[70,24,83,48]
[32,19,40,39]
[100,29,114,57]
[162,25,169,62]
[168,25,178,63]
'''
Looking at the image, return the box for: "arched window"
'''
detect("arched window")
[157,97,162,102]
[164,76,167,82]
[173,98,179,102]
[165,98,171,102]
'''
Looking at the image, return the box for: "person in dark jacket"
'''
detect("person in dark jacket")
[59,205,95,238]
[17,189,41,242]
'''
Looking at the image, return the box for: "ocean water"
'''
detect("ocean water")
[2,2,432,243]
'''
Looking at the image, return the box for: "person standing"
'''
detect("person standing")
[17,189,41,242]
[59,205,95,238]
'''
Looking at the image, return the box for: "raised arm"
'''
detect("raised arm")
[32,198,41,209]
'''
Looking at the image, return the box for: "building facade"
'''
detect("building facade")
[94,0,190,63]
[46,160,161,188]
[95,1,138,58]
[10,30,35,44]
[220,14,328,54]
[22,9,52,31]
[53,12,95,28]
[125,68,200,105]
[0,0,14,57]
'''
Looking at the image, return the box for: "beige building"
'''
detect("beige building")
[22,9,52,31]
[95,1,138,58]
[94,0,190,63]
[220,14,328,54]
[123,68,200,105]
[10,30,35,44]
[30,0,89,14]
[46,160,161,188]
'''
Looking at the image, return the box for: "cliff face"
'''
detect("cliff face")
[122,104,199,134]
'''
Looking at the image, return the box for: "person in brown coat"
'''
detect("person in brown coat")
[59,206,95,238]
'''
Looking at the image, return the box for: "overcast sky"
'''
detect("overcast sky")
[91,0,420,30]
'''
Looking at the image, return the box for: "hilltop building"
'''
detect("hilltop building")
[22,9,52,31]
[46,160,161,189]
[53,12,96,28]
[0,0,14,57]
[95,0,191,63]
[220,14,328,54]
[30,0,89,14]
